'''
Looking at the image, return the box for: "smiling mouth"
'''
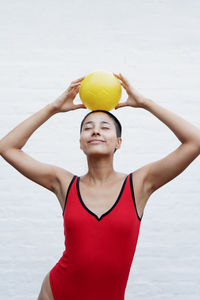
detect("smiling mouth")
[88,140,105,144]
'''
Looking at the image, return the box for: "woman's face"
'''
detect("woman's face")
[79,112,122,156]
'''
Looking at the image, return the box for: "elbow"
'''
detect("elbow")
[194,139,200,154]
[0,145,11,157]
[0,144,7,156]
[186,139,200,155]
[0,139,7,156]
[196,135,200,154]
[192,142,200,156]
[0,144,3,156]
[198,139,200,153]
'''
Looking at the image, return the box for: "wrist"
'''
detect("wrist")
[140,98,153,109]
[47,103,61,115]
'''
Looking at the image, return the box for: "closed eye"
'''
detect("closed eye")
[84,127,109,130]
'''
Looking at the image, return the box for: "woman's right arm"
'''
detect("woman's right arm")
[0,76,86,195]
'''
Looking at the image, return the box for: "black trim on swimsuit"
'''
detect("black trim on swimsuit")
[62,175,77,216]
[129,172,143,221]
[77,174,128,221]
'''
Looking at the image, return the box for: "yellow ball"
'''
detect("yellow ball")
[79,71,122,111]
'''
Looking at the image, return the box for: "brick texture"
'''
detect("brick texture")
[0,1,200,299]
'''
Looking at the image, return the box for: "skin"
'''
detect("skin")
[37,272,53,300]
[1,73,200,299]
[79,111,122,185]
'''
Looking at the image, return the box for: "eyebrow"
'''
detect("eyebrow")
[83,121,111,126]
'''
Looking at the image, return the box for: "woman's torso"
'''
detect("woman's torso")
[55,170,149,220]
[49,171,144,300]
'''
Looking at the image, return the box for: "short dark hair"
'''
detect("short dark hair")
[80,110,122,138]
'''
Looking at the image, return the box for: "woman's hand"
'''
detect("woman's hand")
[52,76,87,113]
[113,73,148,109]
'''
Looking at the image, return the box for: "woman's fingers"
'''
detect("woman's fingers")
[115,100,128,109]
[68,83,82,93]
[116,78,127,89]
[70,82,81,87]
[113,73,128,86]
[119,73,130,85]
[115,103,125,110]
[71,76,85,83]
[74,104,87,109]
[113,73,121,79]
[120,82,127,88]
[113,72,124,80]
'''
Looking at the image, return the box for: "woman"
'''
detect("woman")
[0,73,200,300]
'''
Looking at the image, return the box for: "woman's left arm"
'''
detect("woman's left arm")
[140,99,200,193]
[114,72,200,194]
[143,98,200,146]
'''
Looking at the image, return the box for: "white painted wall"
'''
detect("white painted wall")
[0,0,199,299]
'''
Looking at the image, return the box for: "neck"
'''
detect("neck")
[84,155,117,185]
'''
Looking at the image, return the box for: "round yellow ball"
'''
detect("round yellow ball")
[79,71,122,111]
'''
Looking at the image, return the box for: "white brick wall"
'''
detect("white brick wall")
[0,0,200,299]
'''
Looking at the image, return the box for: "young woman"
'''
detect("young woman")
[0,73,200,300]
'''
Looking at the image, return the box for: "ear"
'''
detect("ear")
[115,137,122,150]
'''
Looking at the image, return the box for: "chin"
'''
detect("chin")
[86,150,113,157]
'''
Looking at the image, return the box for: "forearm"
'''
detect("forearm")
[142,98,200,147]
[0,103,58,154]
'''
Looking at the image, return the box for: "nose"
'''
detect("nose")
[91,127,100,136]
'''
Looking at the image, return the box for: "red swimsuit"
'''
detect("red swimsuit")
[49,173,143,300]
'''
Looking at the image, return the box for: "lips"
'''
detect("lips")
[88,139,105,144]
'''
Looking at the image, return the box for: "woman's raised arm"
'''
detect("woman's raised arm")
[114,72,200,195]
[0,76,86,194]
